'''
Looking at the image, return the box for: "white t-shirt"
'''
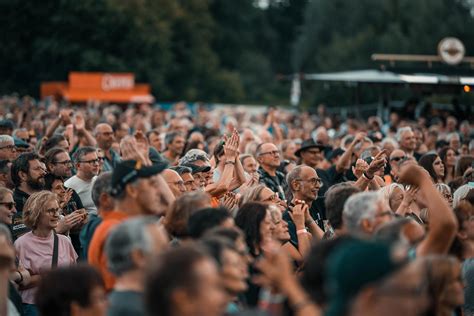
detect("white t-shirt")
[65,175,97,215]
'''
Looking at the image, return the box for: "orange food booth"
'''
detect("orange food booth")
[41,72,154,103]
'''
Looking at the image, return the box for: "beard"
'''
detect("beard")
[27,175,45,191]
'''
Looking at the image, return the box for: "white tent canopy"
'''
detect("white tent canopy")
[303,69,474,85]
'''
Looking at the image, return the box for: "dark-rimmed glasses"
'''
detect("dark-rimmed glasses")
[79,159,100,165]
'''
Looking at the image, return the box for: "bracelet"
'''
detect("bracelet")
[305,219,315,225]
[362,172,374,180]
[15,271,23,285]
[225,161,235,165]
[296,228,308,234]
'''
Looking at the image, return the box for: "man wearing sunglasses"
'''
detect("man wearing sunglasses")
[388,149,407,183]
[65,146,100,215]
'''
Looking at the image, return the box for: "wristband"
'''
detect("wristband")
[362,172,374,180]
[296,228,308,234]
[225,160,235,165]
[305,219,315,225]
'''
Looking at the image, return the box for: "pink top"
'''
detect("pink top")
[14,231,78,304]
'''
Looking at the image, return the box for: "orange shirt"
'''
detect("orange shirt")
[210,197,220,208]
[87,210,130,291]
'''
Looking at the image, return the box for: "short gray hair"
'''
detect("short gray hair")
[91,172,112,208]
[286,166,303,193]
[105,216,158,276]
[343,191,383,237]
[72,146,97,164]
[395,127,413,142]
[0,135,14,145]
[179,149,209,165]
[446,132,460,142]
[381,137,399,149]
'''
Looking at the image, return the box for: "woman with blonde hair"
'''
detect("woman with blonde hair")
[14,191,77,316]
[268,204,310,263]
[240,184,286,211]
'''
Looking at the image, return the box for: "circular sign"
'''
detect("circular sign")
[438,37,465,65]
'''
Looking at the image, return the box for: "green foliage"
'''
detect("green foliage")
[0,0,473,105]
[294,0,474,107]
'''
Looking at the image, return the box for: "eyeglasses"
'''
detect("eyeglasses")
[259,150,280,157]
[390,156,406,162]
[0,144,16,151]
[0,202,16,210]
[261,193,279,202]
[54,160,72,165]
[79,159,100,165]
[296,178,322,186]
[45,208,61,216]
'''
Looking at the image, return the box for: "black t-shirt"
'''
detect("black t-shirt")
[11,188,31,240]
[283,202,323,249]
[64,190,84,215]
[314,165,343,220]
[108,291,145,316]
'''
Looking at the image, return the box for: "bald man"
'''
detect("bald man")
[162,169,186,198]
[94,123,120,171]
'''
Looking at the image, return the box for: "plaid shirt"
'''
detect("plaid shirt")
[257,167,287,200]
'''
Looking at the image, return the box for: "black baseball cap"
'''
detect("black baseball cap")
[181,163,211,174]
[0,119,15,131]
[110,159,168,196]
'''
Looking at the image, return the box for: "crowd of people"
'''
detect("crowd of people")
[0,95,473,316]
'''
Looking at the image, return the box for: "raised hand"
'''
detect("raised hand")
[134,130,150,159]
[398,164,432,187]
[289,201,306,230]
[220,192,238,210]
[74,113,85,132]
[353,159,369,179]
[120,135,150,165]
[59,109,73,124]
[224,130,240,161]
[366,150,387,178]
[351,132,367,146]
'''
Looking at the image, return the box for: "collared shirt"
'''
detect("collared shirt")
[88,210,131,291]
[102,149,121,172]
[11,188,31,240]
[257,167,287,200]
